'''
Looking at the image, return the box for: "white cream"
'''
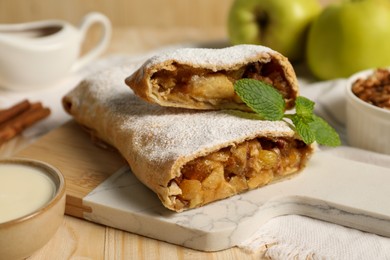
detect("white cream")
[0,164,56,223]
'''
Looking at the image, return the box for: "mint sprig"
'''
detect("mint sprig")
[233,78,285,120]
[234,79,341,147]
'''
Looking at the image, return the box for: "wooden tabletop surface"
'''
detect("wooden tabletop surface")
[1,27,266,260]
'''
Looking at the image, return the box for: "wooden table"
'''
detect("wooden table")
[1,27,265,260]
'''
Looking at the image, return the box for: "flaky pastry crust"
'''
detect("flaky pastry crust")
[125,44,298,111]
[63,64,314,212]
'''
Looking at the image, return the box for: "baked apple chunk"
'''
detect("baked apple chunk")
[170,137,312,210]
[151,61,296,111]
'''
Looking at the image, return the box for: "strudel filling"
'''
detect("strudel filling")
[151,60,296,110]
[168,137,312,210]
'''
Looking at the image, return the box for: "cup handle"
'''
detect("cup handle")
[71,12,112,72]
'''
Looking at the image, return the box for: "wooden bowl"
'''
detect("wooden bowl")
[0,158,66,259]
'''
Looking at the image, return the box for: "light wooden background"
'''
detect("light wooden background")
[0,0,234,28]
[0,0,337,56]
[0,0,336,28]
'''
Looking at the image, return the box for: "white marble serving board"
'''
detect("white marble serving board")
[82,152,390,251]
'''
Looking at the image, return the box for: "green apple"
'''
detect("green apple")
[306,0,390,80]
[228,0,321,62]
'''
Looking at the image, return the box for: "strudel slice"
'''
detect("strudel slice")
[63,66,313,212]
[125,44,298,111]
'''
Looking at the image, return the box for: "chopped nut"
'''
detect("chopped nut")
[352,68,390,110]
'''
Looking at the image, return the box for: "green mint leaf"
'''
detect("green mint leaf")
[233,79,341,147]
[288,114,316,144]
[295,96,315,117]
[309,115,341,147]
[234,79,285,121]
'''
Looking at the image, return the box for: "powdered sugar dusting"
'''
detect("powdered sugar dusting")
[146,44,276,71]
[65,65,295,170]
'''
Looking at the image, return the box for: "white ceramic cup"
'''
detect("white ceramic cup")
[345,68,390,155]
[0,12,112,90]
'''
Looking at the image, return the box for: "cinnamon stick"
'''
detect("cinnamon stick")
[0,99,31,125]
[0,102,51,145]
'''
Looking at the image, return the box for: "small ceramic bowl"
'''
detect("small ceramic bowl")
[0,158,66,260]
[345,68,390,154]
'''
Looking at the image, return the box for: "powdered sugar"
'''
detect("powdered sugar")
[145,44,275,71]
[65,65,295,170]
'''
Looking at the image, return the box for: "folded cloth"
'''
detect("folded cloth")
[239,214,390,259]
[1,48,389,259]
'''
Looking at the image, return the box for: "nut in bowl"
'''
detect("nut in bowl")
[345,68,390,155]
[0,158,66,260]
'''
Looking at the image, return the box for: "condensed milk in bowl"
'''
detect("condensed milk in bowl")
[0,158,66,260]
